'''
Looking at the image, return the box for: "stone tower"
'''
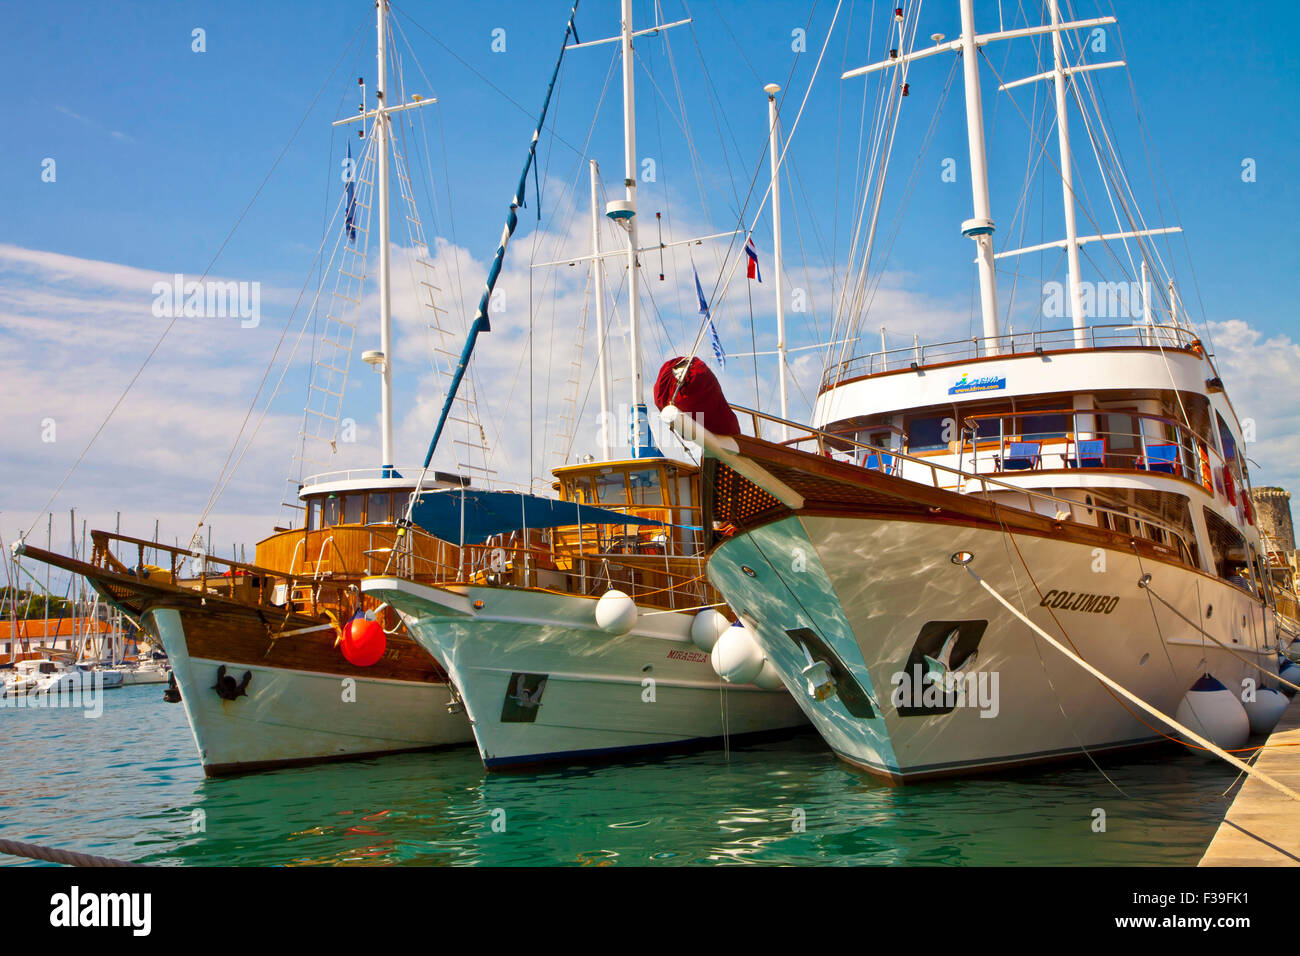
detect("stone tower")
[1253,486,1296,554]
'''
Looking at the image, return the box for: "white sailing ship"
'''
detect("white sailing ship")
[661,0,1290,781]
[364,0,807,769]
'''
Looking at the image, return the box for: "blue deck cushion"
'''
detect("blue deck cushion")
[1075,438,1106,468]
[1143,443,1181,475]
[864,452,895,475]
[1002,441,1042,470]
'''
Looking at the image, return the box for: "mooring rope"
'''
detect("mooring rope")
[0,838,144,868]
[1140,579,1300,695]
[960,563,1300,803]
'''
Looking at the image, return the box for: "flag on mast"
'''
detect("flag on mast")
[744,235,762,282]
[694,267,726,370]
[344,142,357,245]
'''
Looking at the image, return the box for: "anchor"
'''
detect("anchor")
[212,664,252,701]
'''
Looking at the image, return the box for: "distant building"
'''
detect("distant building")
[0,617,110,659]
[1254,486,1297,559]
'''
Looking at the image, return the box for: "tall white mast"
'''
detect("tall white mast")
[618,0,645,456]
[375,0,395,473]
[1049,0,1086,346]
[765,83,789,439]
[957,0,1000,354]
[590,159,612,460]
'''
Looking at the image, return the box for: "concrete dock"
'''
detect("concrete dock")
[1199,696,1300,866]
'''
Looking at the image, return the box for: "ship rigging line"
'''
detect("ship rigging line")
[994,516,1269,757]
[987,506,1127,794]
[194,179,358,534]
[1134,557,1300,696]
[22,15,370,543]
[389,2,588,160]
[961,559,1300,802]
[674,0,844,394]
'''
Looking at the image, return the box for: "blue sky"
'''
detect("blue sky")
[2,0,1299,562]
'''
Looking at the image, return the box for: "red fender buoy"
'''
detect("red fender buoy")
[339,617,386,667]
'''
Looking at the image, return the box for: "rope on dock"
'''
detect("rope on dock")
[0,838,144,867]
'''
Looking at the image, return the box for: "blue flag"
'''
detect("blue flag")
[344,142,357,245]
[694,267,725,370]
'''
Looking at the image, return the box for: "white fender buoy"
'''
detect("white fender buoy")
[753,659,784,690]
[1278,660,1300,697]
[690,608,732,653]
[594,589,638,636]
[1243,687,1289,735]
[710,624,765,685]
[1174,674,1250,751]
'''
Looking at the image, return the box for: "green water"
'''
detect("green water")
[0,685,1238,866]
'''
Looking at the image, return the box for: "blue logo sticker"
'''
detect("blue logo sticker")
[948,372,1006,395]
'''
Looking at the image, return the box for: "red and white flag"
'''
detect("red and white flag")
[744,236,762,282]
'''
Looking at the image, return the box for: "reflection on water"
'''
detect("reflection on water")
[0,686,1234,866]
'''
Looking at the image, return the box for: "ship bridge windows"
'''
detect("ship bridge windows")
[307,498,323,531]
[593,470,629,505]
[628,469,665,507]
[322,495,341,527]
[367,491,394,525]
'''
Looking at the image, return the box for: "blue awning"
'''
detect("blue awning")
[408,489,664,545]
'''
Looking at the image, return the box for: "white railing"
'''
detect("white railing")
[822,323,1200,389]
[729,404,1199,561]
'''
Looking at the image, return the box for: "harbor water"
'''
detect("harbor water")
[0,684,1241,866]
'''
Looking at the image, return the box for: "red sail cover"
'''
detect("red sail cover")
[653,356,741,436]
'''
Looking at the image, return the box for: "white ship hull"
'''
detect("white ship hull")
[708,514,1278,780]
[151,608,473,775]
[363,577,808,768]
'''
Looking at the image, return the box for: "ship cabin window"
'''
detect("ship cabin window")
[1251,545,1273,602]
[627,469,665,507]
[342,494,364,525]
[676,476,694,510]
[367,491,393,525]
[1015,404,1070,441]
[906,415,950,452]
[1100,510,1130,535]
[593,470,629,506]
[1097,411,1139,467]
[566,477,593,504]
[1203,507,1253,592]
[307,498,323,531]
[322,495,341,528]
[1216,412,1242,479]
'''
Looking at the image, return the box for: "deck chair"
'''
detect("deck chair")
[863,452,896,476]
[1001,441,1042,471]
[1067,438,1106,469]
[1141,443,1181,476]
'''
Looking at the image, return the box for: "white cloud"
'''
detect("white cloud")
[1206,319,1300,494]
